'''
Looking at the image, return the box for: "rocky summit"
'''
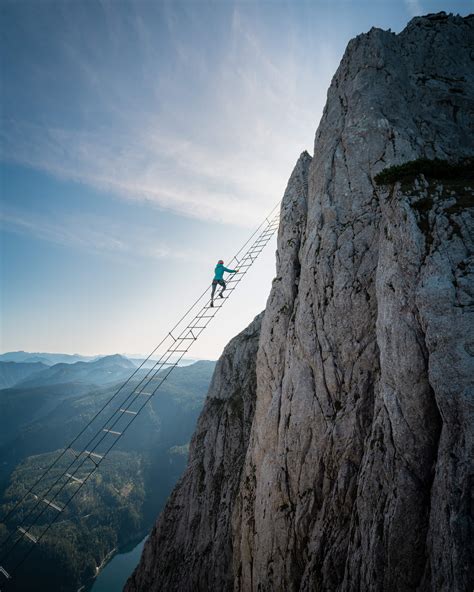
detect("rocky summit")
[125,12,473,592]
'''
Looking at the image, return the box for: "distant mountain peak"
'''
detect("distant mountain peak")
[92,354,136,368]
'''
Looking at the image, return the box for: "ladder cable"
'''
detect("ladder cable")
[0,201,281,583]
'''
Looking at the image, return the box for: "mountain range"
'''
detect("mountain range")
[0,361,49,390]
[11,354,136,389]
[0,353,216,592]
[0,351,97,365]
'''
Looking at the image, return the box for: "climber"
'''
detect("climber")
[210,260,238,307]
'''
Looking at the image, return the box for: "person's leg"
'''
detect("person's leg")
[218,279,226,297]
[211,281,217,301]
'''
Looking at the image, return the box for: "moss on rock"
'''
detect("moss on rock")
[374,157,474,186]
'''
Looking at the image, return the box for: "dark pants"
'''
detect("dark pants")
[211,279,226,300]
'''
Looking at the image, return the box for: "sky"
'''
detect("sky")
[1,0,472,360]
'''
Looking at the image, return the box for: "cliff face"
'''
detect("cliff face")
[126,12,473,592]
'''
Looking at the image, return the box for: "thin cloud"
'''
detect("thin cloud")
[1,2,334,228]
[2,107,290,225]
[404,0,422,16]
[0,207,200,262]
[1,121,281,228]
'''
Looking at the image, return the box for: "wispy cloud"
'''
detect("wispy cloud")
[1,121,278,227]
[404,0,423,17]
[1,1,334,228]
[0,206,200,262]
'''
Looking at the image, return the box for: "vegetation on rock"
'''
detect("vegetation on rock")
[374,156,474,186]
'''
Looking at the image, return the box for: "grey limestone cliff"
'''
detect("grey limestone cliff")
[126,12,473,592]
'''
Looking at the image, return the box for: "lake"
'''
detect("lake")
[89,536,147,592]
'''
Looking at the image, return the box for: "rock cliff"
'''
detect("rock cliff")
[126,12,473,592]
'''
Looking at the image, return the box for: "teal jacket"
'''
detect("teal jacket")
[214,263,237,281]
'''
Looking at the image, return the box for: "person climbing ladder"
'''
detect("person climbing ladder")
[210,260,239,307]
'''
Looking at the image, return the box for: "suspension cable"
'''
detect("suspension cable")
[0,201,281,584]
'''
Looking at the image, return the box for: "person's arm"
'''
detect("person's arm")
[223,266,238,273]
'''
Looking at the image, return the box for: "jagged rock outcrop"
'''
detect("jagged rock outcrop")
[126,12,473,592]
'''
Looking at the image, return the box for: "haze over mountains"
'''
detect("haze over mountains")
[0,351,199,373]
[0,351,97,365]
[11,354,136,389]
[0,362,49,390]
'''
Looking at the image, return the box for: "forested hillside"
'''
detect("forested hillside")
[0,356,215,592]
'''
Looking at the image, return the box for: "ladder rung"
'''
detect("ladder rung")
[103,429,122,435]
[152,363,177,370]
[66,473,84,484]
[137,391,153,396]
[84,450,103,460]
[179,336,196,340]
[119,408,137,415]
[18,527,37,544]
[169,349,189,353]
[188,325,207,329]
[42,498,63,512]
[0,566,11,579]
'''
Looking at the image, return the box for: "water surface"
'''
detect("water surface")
[89,536,147,592]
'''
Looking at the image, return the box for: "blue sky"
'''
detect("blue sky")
[1,0,472,359]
